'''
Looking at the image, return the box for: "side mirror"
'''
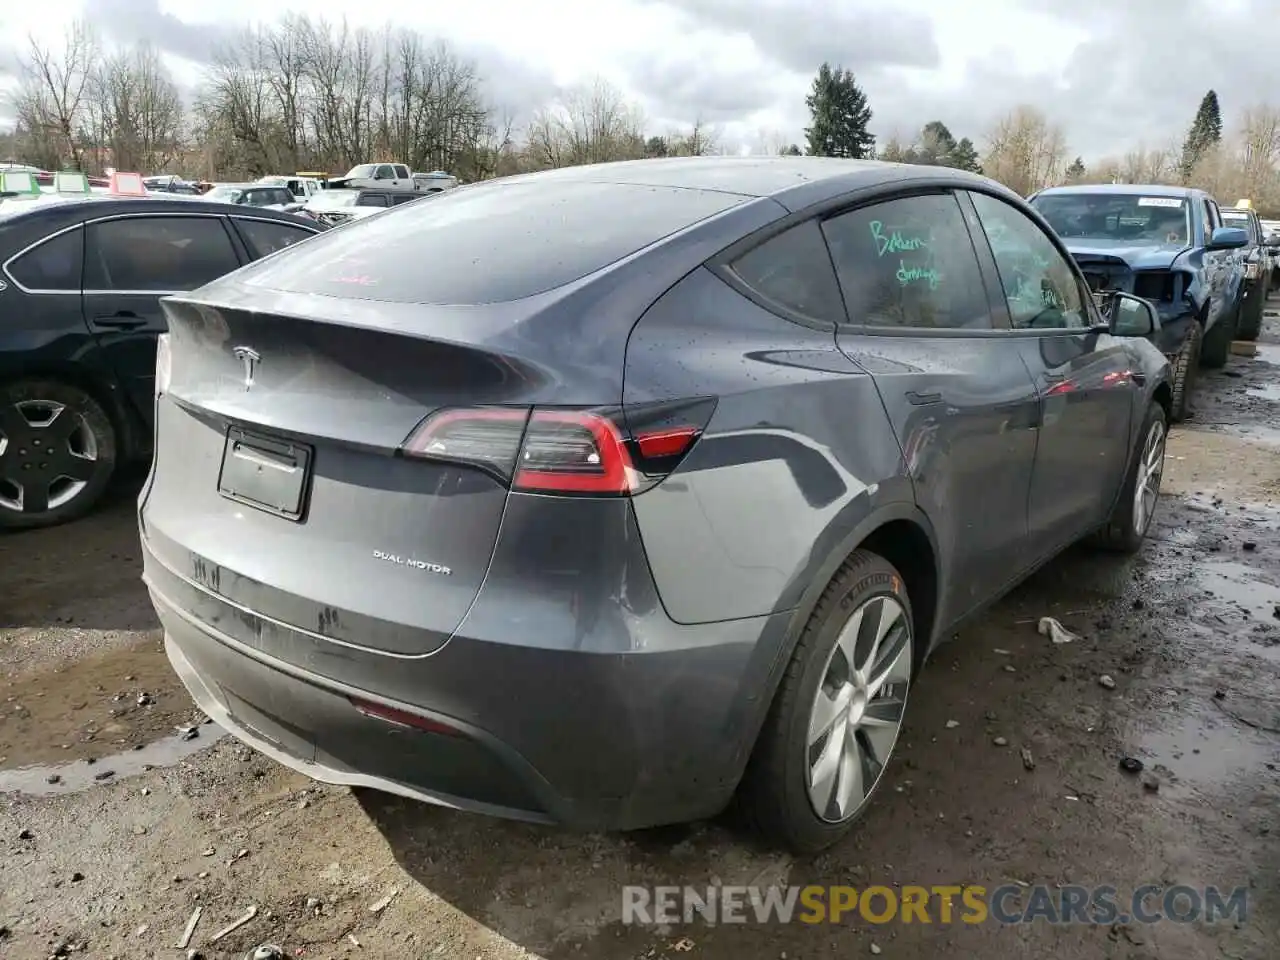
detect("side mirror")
[1108,292,1160,338]
[1207,226,1249,251]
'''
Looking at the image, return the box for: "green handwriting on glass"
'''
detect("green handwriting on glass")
[897,262,940,290]
[870,220,928,257]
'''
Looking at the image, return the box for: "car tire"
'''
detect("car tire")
[1092,402,1167,554]
[738,549,916,854]
[1237,285,1265,341]
[1200,303,1237,369]
[0,379,118,531]
[1168,319,1200,423]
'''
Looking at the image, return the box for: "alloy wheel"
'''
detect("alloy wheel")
[0,399,100,514]
[805,594,913,823]
[1132,420,1166,536]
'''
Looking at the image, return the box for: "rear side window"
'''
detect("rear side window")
[356,193,388,207]
[822,193,992,330]
[6,227,83,291]
[234,218,315,259]
[393,165,410,179]
[728,220,845,324]
[241,181,743,304]
[86,216,241,291]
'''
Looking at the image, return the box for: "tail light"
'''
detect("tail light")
[400,398,716,496]
[155,333,171,397]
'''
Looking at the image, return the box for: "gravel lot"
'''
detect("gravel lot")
[2,314,1279,960]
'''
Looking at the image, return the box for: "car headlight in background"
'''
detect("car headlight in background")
[155,333,171,397]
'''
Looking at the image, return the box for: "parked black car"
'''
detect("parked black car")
[0,196,325,529]
[1219,205,1272,340]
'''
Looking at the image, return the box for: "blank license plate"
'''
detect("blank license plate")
[217,429,313,521]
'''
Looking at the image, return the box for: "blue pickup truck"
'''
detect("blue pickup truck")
[1030,184,1248,421]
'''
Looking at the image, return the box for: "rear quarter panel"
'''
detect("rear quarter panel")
[623,266,911,626]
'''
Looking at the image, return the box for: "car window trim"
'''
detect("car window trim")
[229,215,320,260]
[822,186,1009,338]
[1,221,86,295]
[706,216,846,332]
[83,212,241,296]
[962,187,1104,339]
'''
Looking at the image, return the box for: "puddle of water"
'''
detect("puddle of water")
[1247,382,1280,403]
[1196,558,1279,623]
[1133,707,1276,797]
[1253,342,1280,366]
[0,727,225,796]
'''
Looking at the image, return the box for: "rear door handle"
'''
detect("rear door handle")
[1042,372,1066,383]
[92,312,146,330]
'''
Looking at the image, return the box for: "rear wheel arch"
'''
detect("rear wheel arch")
[751,505,941,724]
[1152,381,1173,422]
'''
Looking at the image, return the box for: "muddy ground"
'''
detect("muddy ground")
[3,313,1280,960]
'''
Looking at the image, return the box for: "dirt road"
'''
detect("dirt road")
[3,321,1279,960]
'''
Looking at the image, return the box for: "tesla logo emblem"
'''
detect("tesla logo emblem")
[232,346,260,389]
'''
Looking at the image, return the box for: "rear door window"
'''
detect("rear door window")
[240,180,744,304]
[356,193,388,207]
[728,220,846,324]
[85,216,241,291]
[393,165,410,179]
[232,218,316,259]
[5,226,83,291]
[822,192,993,330]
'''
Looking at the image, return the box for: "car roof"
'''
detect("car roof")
[1035,183,1200,199]
[489,156,1002,211]
[0,196,313,228]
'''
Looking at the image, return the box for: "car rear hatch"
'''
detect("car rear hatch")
[140,177,754,659]
[143,296,561,657]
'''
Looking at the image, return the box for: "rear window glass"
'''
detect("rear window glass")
[240,181,743,304]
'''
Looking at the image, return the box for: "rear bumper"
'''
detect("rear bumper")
[145,545,786,831]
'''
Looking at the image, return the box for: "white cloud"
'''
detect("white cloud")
[5,0,1277,161]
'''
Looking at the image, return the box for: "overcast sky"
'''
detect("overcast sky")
[0,0,1274,160]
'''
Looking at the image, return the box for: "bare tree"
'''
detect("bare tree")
[983,106,1067,196]
[9,21,98,169]
[526,78,646,169]
[84,44,185,174]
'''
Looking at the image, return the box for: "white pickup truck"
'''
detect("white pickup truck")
[328,163,419,194]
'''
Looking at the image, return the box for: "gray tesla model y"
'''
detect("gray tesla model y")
[140,157,1171,852]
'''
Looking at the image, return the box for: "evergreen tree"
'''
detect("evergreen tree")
[948,137,983,174]
[1180,90,1223,179]
[1065,156,1086,182]
[779,143,803,156]
[804,63,875,159]
[918,121,957,164]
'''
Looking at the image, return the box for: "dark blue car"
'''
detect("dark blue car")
[1030,184,1248,420]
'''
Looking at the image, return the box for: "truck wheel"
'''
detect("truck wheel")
[1200,303,1237,370]
[1237,285,1265,341]
[1169,320,1200,423]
